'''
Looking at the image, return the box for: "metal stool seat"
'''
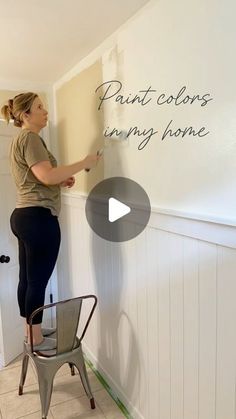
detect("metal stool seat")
[18,295,97,419]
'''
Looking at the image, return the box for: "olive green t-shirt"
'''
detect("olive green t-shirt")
[10,128,61,216]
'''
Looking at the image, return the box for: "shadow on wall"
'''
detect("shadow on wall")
[90,159,141,409]
[57,206,74,300]
[91,234,141,408]
[88,73,141,407]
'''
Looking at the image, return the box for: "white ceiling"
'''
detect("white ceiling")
[0,0,150,84]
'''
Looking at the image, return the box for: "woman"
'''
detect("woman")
[1,92,101,350]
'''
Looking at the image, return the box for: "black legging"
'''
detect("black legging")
[10,207,61,324]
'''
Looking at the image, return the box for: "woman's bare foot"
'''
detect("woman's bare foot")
[26,323,43,345]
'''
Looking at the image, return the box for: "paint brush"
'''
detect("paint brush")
[84,130,127,172]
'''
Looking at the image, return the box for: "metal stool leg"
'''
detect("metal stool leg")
[38,376,54,419]
[74,349,95,409]
[18,354,29,395]
[68,362,75,376]
[37,364,56,419]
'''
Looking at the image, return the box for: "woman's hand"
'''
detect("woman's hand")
[83,153,101,171]
[60,176,75,188]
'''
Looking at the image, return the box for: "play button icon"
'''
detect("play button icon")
[108,198,131,222]
[85,177,151,242]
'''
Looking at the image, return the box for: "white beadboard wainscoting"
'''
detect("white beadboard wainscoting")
[57,192,236,419]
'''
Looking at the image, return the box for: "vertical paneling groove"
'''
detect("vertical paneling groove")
[182,237,194,419]
[215,246,236,419]
[157,230,160,419]
[144,231,150,419]
[135,231,149,418]
[183,240,185,419]
[146,227,160,419]
[169,235,184,419]
[198,241,217,419]
[197,240,200,419]
[169,236,172,419]
[214,246,218,419]
[58,198,236,419]
[124,237,140,415]
[158,230,171,419]
[235,381,236,419]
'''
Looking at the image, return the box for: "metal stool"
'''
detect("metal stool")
[18,295,97,419]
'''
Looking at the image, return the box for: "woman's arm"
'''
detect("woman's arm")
[31,153,100,185]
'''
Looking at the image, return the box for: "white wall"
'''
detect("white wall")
[54,0,236,223]
[58,193,236,419]
[55,1,236,418]
[98,0,236,222]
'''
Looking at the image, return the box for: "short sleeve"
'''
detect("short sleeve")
[23,132,50,168]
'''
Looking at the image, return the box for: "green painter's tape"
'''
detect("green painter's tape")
[84,354,133,419]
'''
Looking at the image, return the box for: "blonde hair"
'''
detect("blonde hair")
[1,92,38,127]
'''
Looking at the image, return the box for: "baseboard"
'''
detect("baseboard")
[83,343,144,419]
